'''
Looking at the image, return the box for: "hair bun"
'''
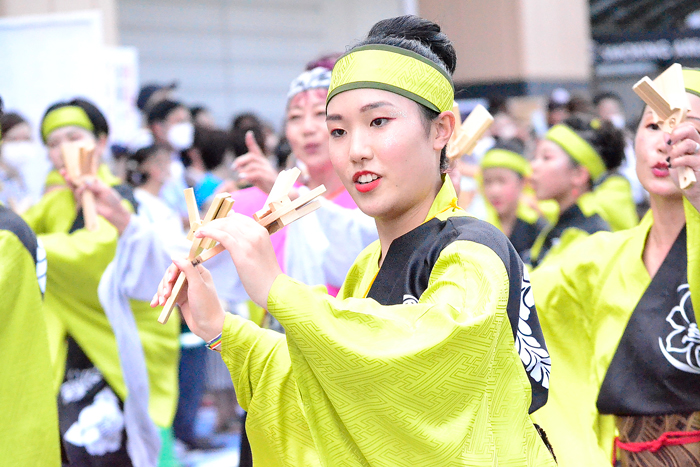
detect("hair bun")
[363,15,456,75]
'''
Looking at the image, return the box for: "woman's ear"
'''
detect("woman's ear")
[433,110,456,152]
[571,165,591,191]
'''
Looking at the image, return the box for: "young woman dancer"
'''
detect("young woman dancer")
[480,141,547,259]
[530,68,700,466]
[527,114,627,267]
[155,15,555,467]
[24,99,179,466]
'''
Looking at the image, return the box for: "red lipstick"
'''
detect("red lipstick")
[353,170,381,193]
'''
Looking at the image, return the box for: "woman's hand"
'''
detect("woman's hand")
[196,213,282,308]
[59,169,132,234]
[232,131,278,194]
[151,260,225,342]
[668,122,700,210]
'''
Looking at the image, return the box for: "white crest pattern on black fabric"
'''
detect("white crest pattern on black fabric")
[287,67,332,100]
[516,269,551,388]
[402,294,418,305]
[659,284,700,374]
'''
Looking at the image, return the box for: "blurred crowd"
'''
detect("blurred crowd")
[1,23,696,466]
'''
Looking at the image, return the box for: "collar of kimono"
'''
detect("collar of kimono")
[424,175,463,223]
[683,68,700,98]
[481,149,531,177]
[41,106,94,142]
[327,44,454,113]
[546,124,606,182]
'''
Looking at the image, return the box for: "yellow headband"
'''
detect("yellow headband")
[481,149,531,177]
[327,44,455,113]
[683,68,700,98]
[41,106,94,142]
[546,124,606,182]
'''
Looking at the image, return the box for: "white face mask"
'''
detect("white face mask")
[609,114,626,130]
[1,141,46,170]
[167,122,194,151]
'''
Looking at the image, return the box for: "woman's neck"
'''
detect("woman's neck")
[555,188,583,214]
[499,210,518,237]
[375,179,442,267]
[140,179,163,197]
[306,165,345,198]
[643,193,685,278]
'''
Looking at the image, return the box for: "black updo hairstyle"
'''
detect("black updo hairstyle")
[561,113,625,179]
[42,98,110,140]
[125,144,169,187]
[350,15,457,173]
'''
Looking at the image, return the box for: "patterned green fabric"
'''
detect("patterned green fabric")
[0,231,60,466]
[221,178,555,466]
[531,200,699,466]
[328,44,455,113]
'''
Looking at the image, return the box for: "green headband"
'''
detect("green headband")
[327,44,455,113]
[545,124,606,182]
[683,68,700,98]
[481,149,531,177]
[41,106,94,142]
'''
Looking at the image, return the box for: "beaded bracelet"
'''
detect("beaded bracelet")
[206,332,222,352]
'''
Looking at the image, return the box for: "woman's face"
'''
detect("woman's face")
[326,88,445,222]
[144,149,172,185]
[285,89,331,174]
[634,93,700,197]
[530,139,581,202]
[44,125,97,170]
[482,167,524,217]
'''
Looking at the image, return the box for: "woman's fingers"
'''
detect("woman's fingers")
[244,130,264,157]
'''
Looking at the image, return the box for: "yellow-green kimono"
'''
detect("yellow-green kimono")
[0,204,60,466]
[591,173,639,231]
[22,167,179,440]
[530,199,700,466]
[221,177,555,466]
[528,192,611,268]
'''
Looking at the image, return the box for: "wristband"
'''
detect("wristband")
[205,332,222,352]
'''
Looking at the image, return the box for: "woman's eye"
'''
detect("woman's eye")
[646,122,660,131]
[370,117,389,127]
[330,128,346,138]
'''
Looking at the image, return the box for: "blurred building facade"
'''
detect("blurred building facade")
[1,0,699,128]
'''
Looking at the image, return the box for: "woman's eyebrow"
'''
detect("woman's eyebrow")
[327,101,395,121]
[360,101,393,113]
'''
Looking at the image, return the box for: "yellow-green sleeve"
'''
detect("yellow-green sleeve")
[220,313,320,466]
[0,233,60,466]
[591,175,638,231]
[267,241,555,466]
[530,241,614,467]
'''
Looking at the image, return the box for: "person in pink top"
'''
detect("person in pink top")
[229,64,377,302]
